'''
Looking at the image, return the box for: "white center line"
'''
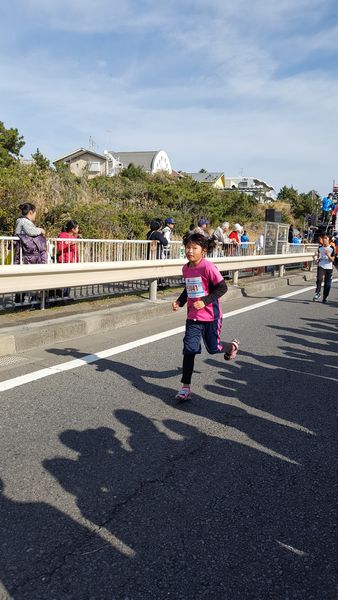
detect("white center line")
[0,282,333,392]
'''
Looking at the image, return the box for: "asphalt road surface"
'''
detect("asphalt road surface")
[0,280,337,600]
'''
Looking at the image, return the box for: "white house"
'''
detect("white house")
[224,176,275,202]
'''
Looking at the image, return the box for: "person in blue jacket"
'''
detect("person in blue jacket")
[321,193,333,223]
[240,229,249,255]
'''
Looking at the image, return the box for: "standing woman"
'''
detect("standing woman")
[14,202,47,306]
[15,202,47,264]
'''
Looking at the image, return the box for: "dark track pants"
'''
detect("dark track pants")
[315,267,332,300]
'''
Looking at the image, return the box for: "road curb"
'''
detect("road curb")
[0,274,315,357]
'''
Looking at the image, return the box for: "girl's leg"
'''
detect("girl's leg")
[202,320,239,360]
[176,321,202,400]
[181,354,196,385]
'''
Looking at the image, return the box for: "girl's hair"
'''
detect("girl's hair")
[182,232,215,254]
[64,219,78,233]
[19,202,36,216]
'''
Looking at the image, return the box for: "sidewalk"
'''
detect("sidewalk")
[0,272,315,357]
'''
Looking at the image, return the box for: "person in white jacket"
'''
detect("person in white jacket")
[162,217,176,258]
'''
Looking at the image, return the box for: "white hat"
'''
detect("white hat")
[233,223,242,232]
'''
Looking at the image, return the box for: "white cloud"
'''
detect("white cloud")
[1,0,338,194]
[17,0,169,33]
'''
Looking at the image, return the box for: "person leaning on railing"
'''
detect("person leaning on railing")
[56,220,80,264]
[14,202,47,264]
[14,202,47,306]
[146,220,168,259]
[54,220,80,302]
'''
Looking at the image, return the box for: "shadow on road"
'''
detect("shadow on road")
[0,308,337,598]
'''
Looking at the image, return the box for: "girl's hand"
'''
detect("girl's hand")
[193,300,205,310]
[172,301,180,311]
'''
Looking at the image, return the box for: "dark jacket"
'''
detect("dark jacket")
[14,234,48,265]
[146,230,168,259]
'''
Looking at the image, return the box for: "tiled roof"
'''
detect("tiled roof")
[186,172,224,183]
[109,151,160,171]
[54,148,107,162]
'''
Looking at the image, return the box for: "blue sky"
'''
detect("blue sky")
[1,0,338,194]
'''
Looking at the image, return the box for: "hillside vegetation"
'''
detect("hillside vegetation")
[0,121,320,239]
[0,162,320,240]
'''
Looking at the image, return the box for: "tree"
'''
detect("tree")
[121,163,148,181]
[277,185,299,203]
[0,121,25,167]
[31,148,50,170]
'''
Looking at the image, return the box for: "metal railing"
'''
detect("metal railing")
[0,235,318,312]
[1,236,314,267]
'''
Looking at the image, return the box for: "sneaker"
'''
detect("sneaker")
[313,292,321,302]
[224,339,240,361]
[322,298,327,304]
[175,387,191,402]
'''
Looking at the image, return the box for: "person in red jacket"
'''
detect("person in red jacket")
[228,223,242,255]
[55,220,79,301]
[57,220,79,263]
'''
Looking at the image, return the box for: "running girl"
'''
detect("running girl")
[172,232,239,402]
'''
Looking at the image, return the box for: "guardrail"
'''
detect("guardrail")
[0,252,316,308]
[0,235,314,266]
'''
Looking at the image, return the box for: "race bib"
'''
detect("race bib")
[185,277,205,298]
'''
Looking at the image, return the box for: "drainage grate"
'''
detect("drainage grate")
[0,355,29,367]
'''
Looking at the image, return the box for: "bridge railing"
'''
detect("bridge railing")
[0,236,315,266]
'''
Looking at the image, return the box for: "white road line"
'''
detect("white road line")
[0,281,335,393]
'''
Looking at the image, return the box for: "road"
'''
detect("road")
[0,280,337,600]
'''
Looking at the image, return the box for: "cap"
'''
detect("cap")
[198,218,210,226]
[233,223,242,232]
[165,217,176,224]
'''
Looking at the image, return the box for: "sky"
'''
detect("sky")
[1,0,338,195]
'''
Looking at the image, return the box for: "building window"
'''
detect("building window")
[88,161,100,172]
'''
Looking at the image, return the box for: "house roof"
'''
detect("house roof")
[54,148,107,163]
[186,172,224,183]
[109,151,161,171]
[225,176,274,191]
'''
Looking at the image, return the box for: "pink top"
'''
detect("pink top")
[182,258,224,321]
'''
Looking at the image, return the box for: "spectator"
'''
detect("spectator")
[331,201,337,231]
[241,229,250,254]
[288,225,294,244]
[229,223,242,245]
[57,220,80,264]
[228,223,242,256]
[14,202,47,306]
[14,202,47,264]
[194,218,210,236]
[212,222,230,245]
[161,217,176,259]
[255,233,264,254]
[292,232,301,245]
[146,220,168,259]
[321,193,333,223]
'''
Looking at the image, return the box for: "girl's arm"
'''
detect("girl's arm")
[202,280,228,305]
[176,288,188,306]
